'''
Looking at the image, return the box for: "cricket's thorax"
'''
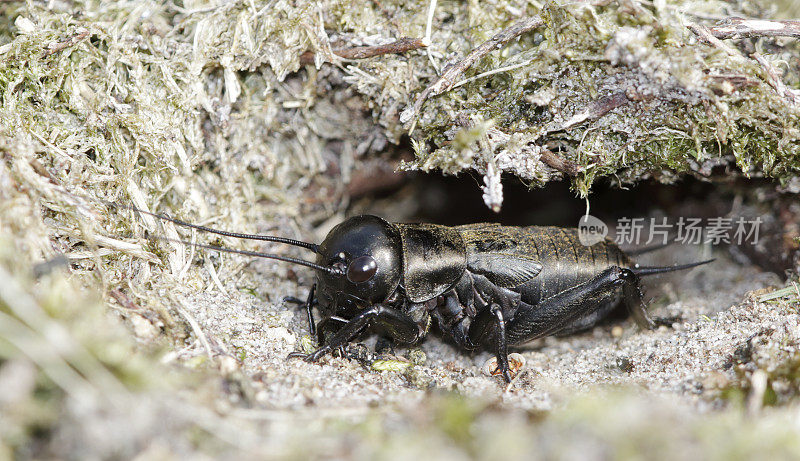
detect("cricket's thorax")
[395,223,467,303]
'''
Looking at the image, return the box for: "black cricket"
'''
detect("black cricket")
[128,208,711,382]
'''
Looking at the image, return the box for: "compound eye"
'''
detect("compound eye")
[346,255,377,283]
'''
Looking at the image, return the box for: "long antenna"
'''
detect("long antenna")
[151,235,338,274]
[108,201,319,252]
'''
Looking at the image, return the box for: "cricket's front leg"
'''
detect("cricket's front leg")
[288,304,421,362]
[282,283,318,338]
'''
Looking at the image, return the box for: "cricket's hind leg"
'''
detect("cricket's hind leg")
[552,298,619,336]
[505,267,656,346]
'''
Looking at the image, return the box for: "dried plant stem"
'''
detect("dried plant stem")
[299,37,426,65]
[176,303,214,359]
[539,149,579,177]
[110,289,140,311]
[560,92,630,131]
[451,58,538,90]
[706,18,800,40]
[42,29,90,57]
[687,23,741,56]
[751,53,800,105]
[404,16,545,128]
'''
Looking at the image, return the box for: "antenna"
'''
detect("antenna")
[150,235,338,274]
[107,201,319,252]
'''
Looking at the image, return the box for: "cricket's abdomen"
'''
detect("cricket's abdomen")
[510,227,630,307]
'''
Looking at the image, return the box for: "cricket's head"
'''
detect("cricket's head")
[314,215,402,305]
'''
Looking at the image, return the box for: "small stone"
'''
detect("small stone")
[130,313,159,340]
[218,355,239,376]
[407,348,427,365]
[616,356,634,373]
[405,367,435,389]
[15,17,36,34]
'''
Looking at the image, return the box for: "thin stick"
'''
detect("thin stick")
[751,53,800,105]
[299,37,426,65]
[42,29,90,57]
[176,304,214,359]
[540,148,579,177]
[451,58,537,90]
[110,289,140,311]
[707,18,800,40]
[403,16,545,128]
[687,23,740,57]
[560,92,630,130]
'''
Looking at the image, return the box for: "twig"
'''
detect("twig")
[204,258,230,297]
[706,18,800,40]
[175,304,214,359]
[686,23,740,56]
[402,16,545,128]
[540,148,579,177]
[42,29,90,57]
[299,37,426,65]
[751,53,800,105]
[110,289,140,311]
[451,58,538,90]
[560,91,630,131]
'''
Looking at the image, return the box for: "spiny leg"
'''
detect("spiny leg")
[464,291,514,382]
[303,284,317,338]
[283,283,318,338]
[315,315,347,345]
[489,304,512,383]
[506,266,654,345]
[288,305,420,362]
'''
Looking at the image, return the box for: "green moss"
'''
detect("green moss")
[406,0,800,201]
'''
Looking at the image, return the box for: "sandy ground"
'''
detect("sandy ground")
[23,222,796,459]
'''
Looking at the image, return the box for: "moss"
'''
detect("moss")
[405,0,800,203]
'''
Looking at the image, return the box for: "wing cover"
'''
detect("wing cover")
[466,252,542,288]
[458,223,542,289]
